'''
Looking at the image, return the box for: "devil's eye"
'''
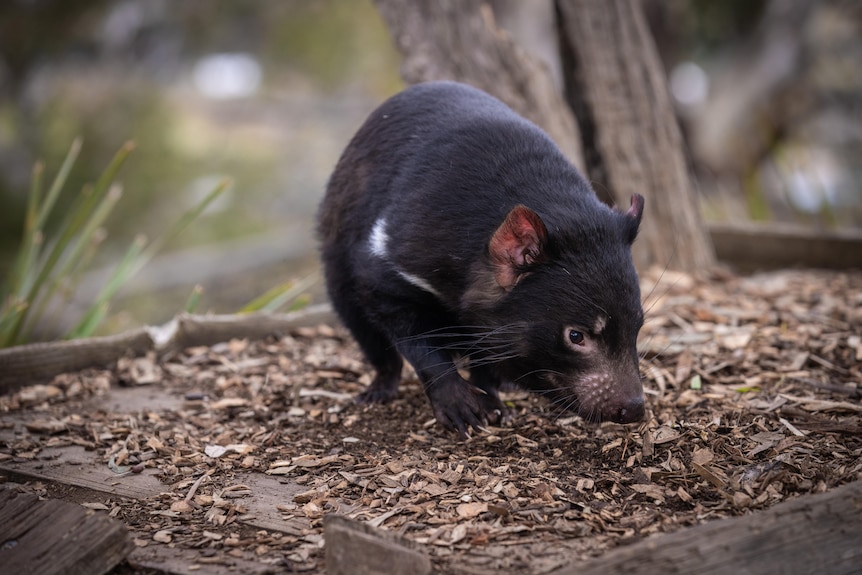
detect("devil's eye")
[568,330,585,346]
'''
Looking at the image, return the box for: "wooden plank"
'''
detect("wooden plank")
[0,446,314,534]
[551,480,862,575]
[324,515,432,575]
[0,488,132,575]
[0,453,315,537]
[0,445,165,500]
[709,221,862,270]
[0,466,312,575]
[229,472,313,535]
[127,543,279,575]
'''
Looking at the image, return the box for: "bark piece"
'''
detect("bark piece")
[324,514,432,575]
[556,0,715,272]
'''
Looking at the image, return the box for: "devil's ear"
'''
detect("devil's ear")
[488,205,548,290]
[623,194,644,244]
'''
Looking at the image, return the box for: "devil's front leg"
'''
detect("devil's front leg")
[468,363,512,425]
[399,338,506,437]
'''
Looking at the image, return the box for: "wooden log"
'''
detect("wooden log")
[324,514,432,575]
[709,221,862,271]
[0,488,133,575]
[0,329,154,392]
[551,480,862,575]
[0,304,335,393]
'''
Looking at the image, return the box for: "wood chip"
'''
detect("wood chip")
[1,268,859,574]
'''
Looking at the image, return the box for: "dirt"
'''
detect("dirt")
[1,267,860,574]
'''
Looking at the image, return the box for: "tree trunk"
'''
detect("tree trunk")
[556,0,715,271]
[373,0,715,273]
[372,0,585,171]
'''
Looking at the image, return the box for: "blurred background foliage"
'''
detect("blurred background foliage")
[0,0,402,340]
[0,0,859,342]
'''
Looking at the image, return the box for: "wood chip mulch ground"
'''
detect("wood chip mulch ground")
[1,267,860,574]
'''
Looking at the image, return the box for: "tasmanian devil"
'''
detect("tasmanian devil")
[317,81,646,437]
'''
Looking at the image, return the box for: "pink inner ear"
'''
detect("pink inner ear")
[488,205,548,289]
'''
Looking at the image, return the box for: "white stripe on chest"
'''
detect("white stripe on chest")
[367,217,442,299]
[397,270,443,298]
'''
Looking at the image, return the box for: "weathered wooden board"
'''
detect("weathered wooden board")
[0,488,132,575]
[324,515,432,575]
[552,479,862,575]
[0,459,316,574]
[709,221,862,270]
[0,451,315,537]
[127,543,280,575]
[228,472,313,536]
[0,444,165,500]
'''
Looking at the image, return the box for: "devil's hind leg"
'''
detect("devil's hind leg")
[322,253,403,403]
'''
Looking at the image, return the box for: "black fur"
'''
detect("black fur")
[318,81,645,437]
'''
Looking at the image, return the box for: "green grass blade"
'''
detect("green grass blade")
[239,282,293,313]
[73,179,229,337]
[184,285,204,313]
[59,228,106,302]
[64,179,228,339]
[65,234,147,339]
[239,273,318,314]
[18,184,124,344]
[40,228,107,340]
[286,294,311,312]
[2,138,81,344]
[0,301,28,347]
[25,161,45,231]
[5,162,45,286]
[45,184,123,295]
[136,178,231,270]
[2,141,228,346]
[7,143,134,344]
[35,138,82,232]
[8,136,81,307]
[2,161,45,303]
[39,228,107,340]
[92,141,135,199]
[69,301,109,341]
[47,141,135,261]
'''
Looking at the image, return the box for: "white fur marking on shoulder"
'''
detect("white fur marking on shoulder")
[398,270,443,299]
[369,217,388,257]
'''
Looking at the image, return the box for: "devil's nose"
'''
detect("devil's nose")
[617,396,645,423]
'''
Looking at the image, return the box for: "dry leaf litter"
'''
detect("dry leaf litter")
[1,267,860,574]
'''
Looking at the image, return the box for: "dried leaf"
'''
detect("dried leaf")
[457,502,487,519]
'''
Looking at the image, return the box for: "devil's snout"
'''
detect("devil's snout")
[612,394,645,424]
